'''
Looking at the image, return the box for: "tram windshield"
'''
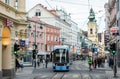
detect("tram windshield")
[53,49,69,63]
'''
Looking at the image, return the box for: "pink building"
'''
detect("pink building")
[27,17,45,53]
[27,16,60,54]
[45,24,60,52]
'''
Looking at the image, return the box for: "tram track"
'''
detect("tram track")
[50,71,66,79]
[77,61,92,79]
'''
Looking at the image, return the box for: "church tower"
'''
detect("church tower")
[87,8,98,44]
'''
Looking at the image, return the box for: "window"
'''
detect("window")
[48,35,50,41]
[90,28,93,34]
[51,36,53,41]
[15,0,18,9]
[31,33,34,37]
[33,31,35,38]
[5,0,10,5]
[35,9,41,16]
[39,33,42,39]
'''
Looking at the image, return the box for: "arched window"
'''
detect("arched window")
[90,28,93,34]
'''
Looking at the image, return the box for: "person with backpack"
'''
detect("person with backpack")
[88,56,93,71]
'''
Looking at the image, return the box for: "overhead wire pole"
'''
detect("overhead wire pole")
[50,0,102,7]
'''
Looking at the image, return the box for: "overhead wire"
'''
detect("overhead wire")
[50,0,103,7]
[38,0,105,31]
[45,0,54,9]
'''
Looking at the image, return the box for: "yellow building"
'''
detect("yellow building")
[0,0,27,78]
[87,8,105,57]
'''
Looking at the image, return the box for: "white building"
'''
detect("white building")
[27,4,79,53]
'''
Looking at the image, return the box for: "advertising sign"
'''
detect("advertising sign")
[20,40,25,47]
[110,27,119,33]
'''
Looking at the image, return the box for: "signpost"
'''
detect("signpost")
[110,27,119,77]
[110,27,119,35]
[110,27,119,33]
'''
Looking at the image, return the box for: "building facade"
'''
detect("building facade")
[87,8,105,57]
[27,16,45,62]
[27,4,79,54]
[116,0,120,67]
[0,0,27,78]
[104,0,120,66]
[45,24,60,52]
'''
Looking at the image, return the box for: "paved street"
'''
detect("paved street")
[14,60,120,79]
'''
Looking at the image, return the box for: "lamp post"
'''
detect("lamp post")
[27,20,43,68]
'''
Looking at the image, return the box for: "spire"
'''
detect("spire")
[88,8,96,22]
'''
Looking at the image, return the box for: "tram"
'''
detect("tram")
[52,45,70,71]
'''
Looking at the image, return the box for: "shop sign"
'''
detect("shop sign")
[20,40,25,47]
[110,27,119,33]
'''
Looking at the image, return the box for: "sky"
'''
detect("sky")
[26,0,108,33]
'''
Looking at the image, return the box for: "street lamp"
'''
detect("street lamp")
[27,21,43,68]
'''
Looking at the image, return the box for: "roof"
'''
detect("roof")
[53,45,69,50]
[28,3,59,18]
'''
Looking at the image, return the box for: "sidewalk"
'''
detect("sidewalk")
[105,67,120,79]
[14,62,52,79]
[80,60,120,79]
[14,67,34,79]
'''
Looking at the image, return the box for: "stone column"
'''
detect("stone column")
[0,21,2,79]
[2,28,15,78]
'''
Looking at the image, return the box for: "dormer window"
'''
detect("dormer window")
[35,9,41,16]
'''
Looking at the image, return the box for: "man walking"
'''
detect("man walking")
[45,58,48,68]
[88,56,92,71]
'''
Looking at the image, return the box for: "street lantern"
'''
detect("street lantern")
[28,24,31,29]
[27,21,43,68]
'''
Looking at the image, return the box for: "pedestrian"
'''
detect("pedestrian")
[88,56,92,71]
[15,57,20,72]
[19,57,24,72]
[94,58,97,69]
[109,57,114,69]
[42,59,45,68]
[97,57,102,68]
[45,58,49,68]
[37,58,40,67]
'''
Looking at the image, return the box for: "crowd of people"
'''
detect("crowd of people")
[33,57,49,68]
[87,56,114,71]
[15,54,50,72]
